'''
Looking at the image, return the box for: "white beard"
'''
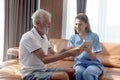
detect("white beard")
[45,28,48,34]
[40,27,49,34]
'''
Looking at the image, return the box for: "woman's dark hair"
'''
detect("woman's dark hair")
[75,13,92,34]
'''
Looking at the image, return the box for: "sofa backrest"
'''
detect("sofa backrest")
[49,38,120,55]
[7,38,120,68]
[99,42,120,55]
[49,38,68,52]
[98,42,120,68]
[49,38,120,68]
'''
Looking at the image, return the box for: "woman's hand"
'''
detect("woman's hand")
[83,47,96,60]
[83,47,91,53]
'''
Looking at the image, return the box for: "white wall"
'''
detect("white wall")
[0,0,5,63]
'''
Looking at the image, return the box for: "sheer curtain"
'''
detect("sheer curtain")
[62,0,77,39]
[86,0,120,43]
[3,0,38,61]
[66,0,77,39]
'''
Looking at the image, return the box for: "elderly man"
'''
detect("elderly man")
[19,9,81,80]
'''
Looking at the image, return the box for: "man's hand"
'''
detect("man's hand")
[68,46,83,57]
[59,46,74,52]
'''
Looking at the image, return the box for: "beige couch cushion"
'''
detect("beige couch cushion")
[103,67,120,80]
[98,55,120,68]
[0,62,21,80]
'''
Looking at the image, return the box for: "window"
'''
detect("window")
[62,0,77,39]
[86,0,120,43]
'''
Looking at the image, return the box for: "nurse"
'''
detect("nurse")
[68,13,103,80]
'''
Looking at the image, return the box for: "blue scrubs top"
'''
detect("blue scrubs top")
[68,32,103,70]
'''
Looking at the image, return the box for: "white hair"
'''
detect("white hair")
[31,9,51,26]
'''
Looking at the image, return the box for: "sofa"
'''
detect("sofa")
[0,38,120,80]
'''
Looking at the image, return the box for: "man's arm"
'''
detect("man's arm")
[48,47,75,61]
[33,47,81,64]
[47,47,56,56]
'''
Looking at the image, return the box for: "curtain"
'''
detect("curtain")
[77,0,87,14]
[3,0,38,61]
[86,0,120,43]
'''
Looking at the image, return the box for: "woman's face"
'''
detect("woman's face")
[74,19,87,34]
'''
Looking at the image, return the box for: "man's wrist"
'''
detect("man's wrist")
[64,50,71,57]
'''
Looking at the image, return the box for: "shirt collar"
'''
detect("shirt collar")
[31,27,45,39]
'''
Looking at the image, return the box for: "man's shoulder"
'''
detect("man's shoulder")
[23,30,33,37]
[21,31,34,42]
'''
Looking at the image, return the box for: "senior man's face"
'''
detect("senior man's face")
[41,24,49,34]
[40,16,51,35]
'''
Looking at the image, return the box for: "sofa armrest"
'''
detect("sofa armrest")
[7,47,19,59]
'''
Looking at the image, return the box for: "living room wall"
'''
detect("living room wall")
[40,0,63,39]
